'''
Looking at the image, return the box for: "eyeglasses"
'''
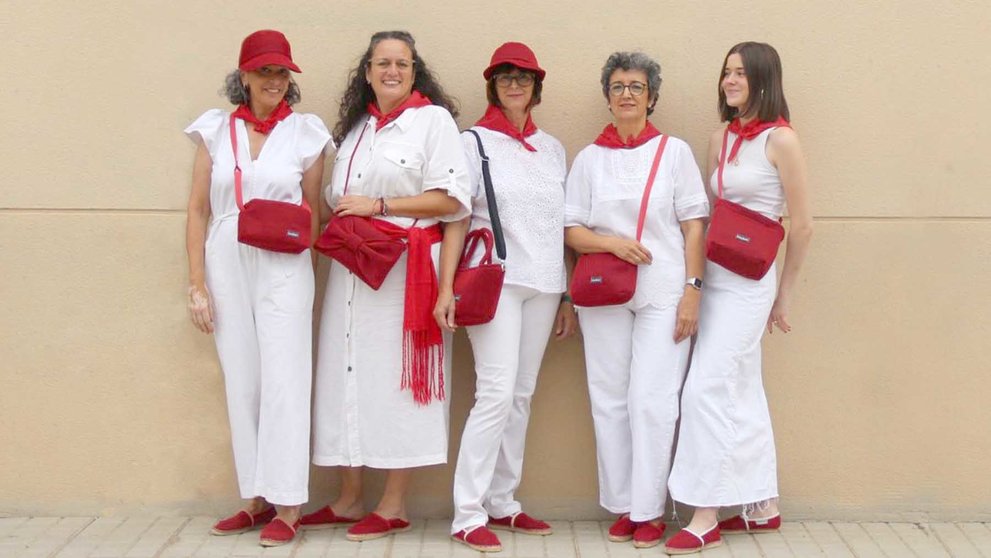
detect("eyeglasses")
[369,58,414,71]
[494,73,535,87]
[608,81,647,97]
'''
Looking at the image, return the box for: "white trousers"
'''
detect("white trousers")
[451,285,560,533]
[206,222,313,506]
[579,302,689,522]
[668,262,778,507]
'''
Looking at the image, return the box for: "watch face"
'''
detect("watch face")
[687,278,703,289]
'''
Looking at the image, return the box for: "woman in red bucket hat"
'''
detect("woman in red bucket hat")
[433,41,578,552]
[183,29,331,547]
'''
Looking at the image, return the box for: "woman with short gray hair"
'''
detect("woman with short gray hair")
[564,51,708,549]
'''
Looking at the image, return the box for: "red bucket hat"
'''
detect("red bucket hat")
[483,42,545,80]
[239,30,302,73]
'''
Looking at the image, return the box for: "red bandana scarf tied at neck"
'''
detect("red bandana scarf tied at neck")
[726,116,790,163]
[594,122,661,149]
[475,104,538,151]
[231,99,293,135]
[367,90,433,131]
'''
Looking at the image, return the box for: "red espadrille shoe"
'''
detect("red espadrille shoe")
[210,507,276,536]
[664,524,721,555]
[488,512,553,535]
[299,505,360,530]
[632,521,666,548]
[345,513,411,541]
[452,525,503,552]
[259,518,300,547]
[607,514,638,542]
[717,513,781,534]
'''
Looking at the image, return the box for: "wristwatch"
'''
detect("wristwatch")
[686,277,703,290]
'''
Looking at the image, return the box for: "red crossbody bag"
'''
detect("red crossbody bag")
[570,135,669,307]
[230,116,312,253]
[705,128,785,280]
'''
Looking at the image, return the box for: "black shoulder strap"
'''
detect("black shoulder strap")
[464,129,507,260]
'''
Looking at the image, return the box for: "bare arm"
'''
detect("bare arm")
[334,190,462,219]
[705,128,722,207]
[554,246,579,339]
[564,226,653,265]
[302,152,325,266]
[185,143,213,334]
[766,127,813,333]
[674,218,705,342]
[433,217,469,331]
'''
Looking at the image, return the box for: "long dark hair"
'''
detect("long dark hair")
[718,42,790,123]
[333,30,459,145]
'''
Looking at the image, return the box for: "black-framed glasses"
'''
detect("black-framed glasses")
[494,73,535,87]
[608,81,647,97]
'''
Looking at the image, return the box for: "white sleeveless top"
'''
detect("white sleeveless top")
[711,127,784,220]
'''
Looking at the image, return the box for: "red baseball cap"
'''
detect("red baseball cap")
[239,30,302,73]
[483,42,545,80]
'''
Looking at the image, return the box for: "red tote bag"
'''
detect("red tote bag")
[570,135,669,307]
[705,128,785,280]
[453,228,505,326]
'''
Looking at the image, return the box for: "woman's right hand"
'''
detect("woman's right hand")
[608,237,653,265]
[433,288,457,332]
[188,284,214,334]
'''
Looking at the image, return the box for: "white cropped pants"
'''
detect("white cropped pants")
[579,302,689,522]
[206,222,314,506]
[451,285,560,533]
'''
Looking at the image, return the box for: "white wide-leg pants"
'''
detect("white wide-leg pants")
[451,285,560,533]
[206,224,314,506]
[579,302,689,522]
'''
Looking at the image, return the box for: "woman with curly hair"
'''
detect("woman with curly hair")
[301,30,471,542]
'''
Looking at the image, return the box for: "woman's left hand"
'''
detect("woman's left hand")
[334,194,378,217]
[767,296,792,334]
[554,299,579,340]
[674,289,700,342]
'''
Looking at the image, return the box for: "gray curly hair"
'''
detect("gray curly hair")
[600,52,662,115]
[221,69,301,106]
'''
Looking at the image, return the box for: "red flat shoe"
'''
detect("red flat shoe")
[299,505,360,530]
[345,513,411,541]
[664,524,722,555]
[259,517,300,547]
[632,521,666,548]
[607,514,638,542]
[717,513,781,533]
[453,525,502,552]
[488,512,553,535]
[210,507,276,536]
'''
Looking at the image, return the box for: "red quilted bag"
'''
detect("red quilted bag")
[453,228,505,326]
[571,135,669,307]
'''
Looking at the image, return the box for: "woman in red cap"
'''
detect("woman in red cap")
[433,41,578,552]
[302,31,471,541]
[564,51,708,549]
[184,30,331,546]
[664,42,812,555]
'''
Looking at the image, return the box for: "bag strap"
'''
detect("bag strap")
[634,134,669,241]
[716,127,730,199]
[229,114,309,211]
[463,129,507,260]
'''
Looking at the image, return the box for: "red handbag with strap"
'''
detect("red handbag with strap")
[230,116,312,253]
[570,134,669,307]
[705,127,785,280]
[453,228,504,326]
[315,122,409,289]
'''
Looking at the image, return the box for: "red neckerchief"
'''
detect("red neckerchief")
[367,90,432,131]
[475,104,538,152]
[593,122,661,149]
[726,116,790,162]
[231,100,293,135]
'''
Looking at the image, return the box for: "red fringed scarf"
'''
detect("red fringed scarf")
[594,121,661,149]
[726,116,791,163]
[231,99,293,135]
[475,104,538,151]
[367,91,432,131]
[400,224,445,405]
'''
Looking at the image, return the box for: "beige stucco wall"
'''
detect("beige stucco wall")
[1,1,988,520]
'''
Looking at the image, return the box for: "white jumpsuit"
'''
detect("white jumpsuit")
[564,135,708,521]
[311,105,471,469]
[185,109,331,505]
[451,126,568,533]
[668,127,785,507]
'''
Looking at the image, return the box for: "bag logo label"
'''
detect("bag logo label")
[286,230,301,239]
[735,234,751,243]
[590,276,603,284]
